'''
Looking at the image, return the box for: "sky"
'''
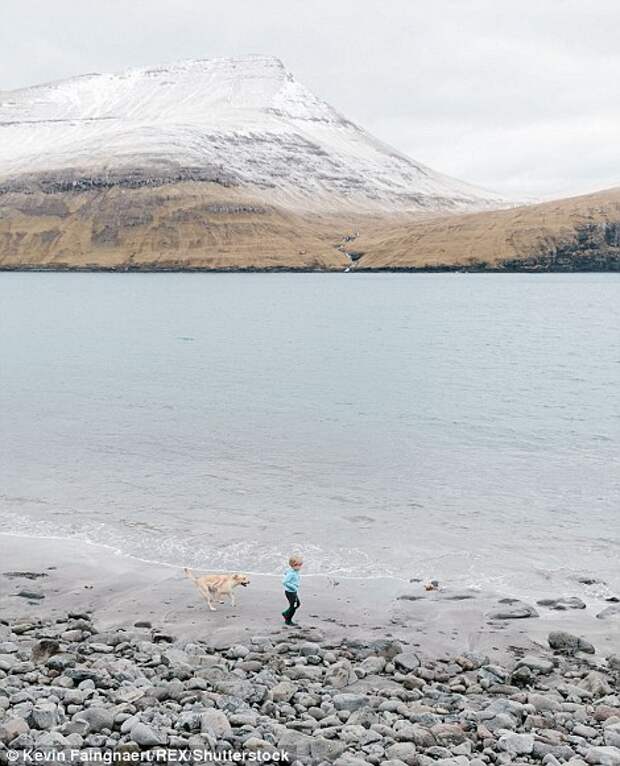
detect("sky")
[1,0,618,200]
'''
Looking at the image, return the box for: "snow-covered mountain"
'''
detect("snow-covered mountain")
[0,56,506,213]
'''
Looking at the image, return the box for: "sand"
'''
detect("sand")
[1,533,618,659]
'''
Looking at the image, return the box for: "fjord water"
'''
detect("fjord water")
[1,273,618,602]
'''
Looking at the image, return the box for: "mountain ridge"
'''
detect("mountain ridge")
[0,55,506,214]
[1,57,617,271]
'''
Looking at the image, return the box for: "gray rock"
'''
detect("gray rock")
[385,742,417,765]
[579,672,611,698]
[333,693,369,712]
[498,733,535,755]
[359,655,386,674]
[574,725,599,739]
[430,723,467,746]
[489,599,539,619]
[271,681,298,703]
[516,655,554,674]
[0,654,17,671]
[215,678,254,701]
[596,605,620,620]
[606,654,620,672]
[455,651,489,670]
[585,747,620,766]
[0,717,30,744]
[394,651,421,672]
[548,631,595,655]
[227,644,250,659]
[397,721,435,747]
[130,722,166,747]
[200,709,233,740]
[529,692,562,712]
[0,641,19,653]
[325,659,357,689]
[63,629,86,642]
[30,703,58,730]
[334,755,371,766]
[537,597,586,610]
[603,724,620,749]
[243,736,277,754]
[533,742,576,760]
[479,664,509,685]
[75,706,115,733]
[31,639,60,663]
[278,729,346,763]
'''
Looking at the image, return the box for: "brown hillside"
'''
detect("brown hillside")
[1,184,619,271]
[351,188,620,271]
[0,182,359,271]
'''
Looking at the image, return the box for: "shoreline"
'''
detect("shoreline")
[0,536,618,765]
[2,533,618,658]
[1,266,620,274]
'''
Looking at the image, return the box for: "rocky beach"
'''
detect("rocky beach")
[1,535,619,766]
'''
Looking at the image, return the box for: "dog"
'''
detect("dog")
[184,568,250,611]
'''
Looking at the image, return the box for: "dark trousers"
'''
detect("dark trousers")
[283,590,300,622]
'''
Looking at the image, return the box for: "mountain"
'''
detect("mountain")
[2,57,615,272]
[0,56,517,271]
[0,56,505,215]
[350,187,620,271]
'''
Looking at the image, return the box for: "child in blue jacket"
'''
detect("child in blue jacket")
[282,555,303,625]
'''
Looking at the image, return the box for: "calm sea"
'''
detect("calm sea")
[1,273,618,602]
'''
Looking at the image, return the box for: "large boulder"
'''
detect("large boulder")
[548,631,595,655]
[489,599,539,619]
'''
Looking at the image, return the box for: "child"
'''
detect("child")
[281,555,303,626]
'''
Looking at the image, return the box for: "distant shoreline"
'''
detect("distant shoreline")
[2,265,619,274]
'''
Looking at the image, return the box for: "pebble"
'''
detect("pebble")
[0,612,617,766]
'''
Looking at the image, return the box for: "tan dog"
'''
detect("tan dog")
[184,568,250,611]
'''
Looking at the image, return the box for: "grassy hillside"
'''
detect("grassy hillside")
[1,184,619,271]
[351,188,620,271]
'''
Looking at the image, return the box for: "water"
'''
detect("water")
[1,273,618,602]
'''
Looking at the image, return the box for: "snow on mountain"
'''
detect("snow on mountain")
[0,56,507,213]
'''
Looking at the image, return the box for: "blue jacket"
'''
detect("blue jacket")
[282,567,300,593]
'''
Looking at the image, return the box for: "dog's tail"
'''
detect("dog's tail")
[184,567,197,582]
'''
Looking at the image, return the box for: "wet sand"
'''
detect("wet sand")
[2,533,618,657]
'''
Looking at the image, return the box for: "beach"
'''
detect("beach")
[2,534,619,656]
[2,273,619,764]
[1,534,619,765]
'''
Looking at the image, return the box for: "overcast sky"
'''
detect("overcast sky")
[1,0,618,200]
